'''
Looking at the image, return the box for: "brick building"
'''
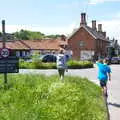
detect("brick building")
[67,13,110,60]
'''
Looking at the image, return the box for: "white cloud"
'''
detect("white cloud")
[89,0,120,5]
[114,12,120,19]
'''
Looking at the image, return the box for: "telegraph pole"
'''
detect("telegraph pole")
[2,20,6,48]
[2,20,7,84]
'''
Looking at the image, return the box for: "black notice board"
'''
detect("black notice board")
[0,56,19,73]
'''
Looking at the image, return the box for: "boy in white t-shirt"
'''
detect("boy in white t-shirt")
[56,50,68,80]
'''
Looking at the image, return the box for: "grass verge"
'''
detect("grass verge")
[0,74,107,120]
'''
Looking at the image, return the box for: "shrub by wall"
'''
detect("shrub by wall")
[19,60,93,69]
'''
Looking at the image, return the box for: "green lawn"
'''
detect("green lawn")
[0,74,107,120]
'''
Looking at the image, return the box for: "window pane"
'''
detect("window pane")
[80,41,84,47]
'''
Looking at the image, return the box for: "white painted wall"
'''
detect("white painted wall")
[80,50,94,60]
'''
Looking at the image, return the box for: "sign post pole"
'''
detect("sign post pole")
[2,20,7,84]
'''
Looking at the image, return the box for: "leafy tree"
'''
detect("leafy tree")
[14,29,31,40]
[13,29,61,40]
[14,29,45,40]
[46,34,61,39]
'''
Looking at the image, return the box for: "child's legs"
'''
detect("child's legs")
[58,68,65,77]
[103,86,107,94]
[58,69,61,76]
[61,69,65,78]
[100,80,107,96]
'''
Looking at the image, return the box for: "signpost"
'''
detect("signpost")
[1,20,19,84]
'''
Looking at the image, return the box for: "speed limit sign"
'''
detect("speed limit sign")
[0,48,10,58]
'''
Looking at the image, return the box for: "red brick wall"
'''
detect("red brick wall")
[95,39,109,57]
[68,27,95,60]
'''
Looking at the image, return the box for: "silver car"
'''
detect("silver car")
[111,57,120,64]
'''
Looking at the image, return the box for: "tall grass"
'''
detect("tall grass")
[0,74,107,120]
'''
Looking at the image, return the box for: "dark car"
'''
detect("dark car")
[40,54,57,63]
[111,57,120,64]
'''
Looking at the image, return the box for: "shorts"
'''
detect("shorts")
[100,80,107,87]
[58,68,65,76]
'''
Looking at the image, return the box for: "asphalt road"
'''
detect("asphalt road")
[19,64,120,120]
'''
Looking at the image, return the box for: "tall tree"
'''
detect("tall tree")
[13,29,61,40]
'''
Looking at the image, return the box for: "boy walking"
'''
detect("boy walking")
[56,50,68,80]
[96,59,111,97]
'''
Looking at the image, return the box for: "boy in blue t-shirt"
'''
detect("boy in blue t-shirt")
[96,59,111,97]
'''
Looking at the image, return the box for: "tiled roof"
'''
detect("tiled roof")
[0,40,30,50]
[84,26,107,41]
[67,25,110,41]
[0,38,68,50]
[22,39,66,50]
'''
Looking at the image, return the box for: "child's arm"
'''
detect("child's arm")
[108,73,111,81]
[107,66,111,81]
[64,55,68,72]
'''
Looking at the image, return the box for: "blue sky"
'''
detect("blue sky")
[0,0,120,43]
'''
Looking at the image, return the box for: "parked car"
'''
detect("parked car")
[111,57,120,64]
[40,54,57,63]
[25,54,70,63]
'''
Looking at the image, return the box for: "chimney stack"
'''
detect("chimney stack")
[61,34,66,41]
[92,20,96,30]
[98,24,102,32]
[80,13,87,26]
[103,32,106,38]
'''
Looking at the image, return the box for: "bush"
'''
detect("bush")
[19,60,93,69]
[67,60,93,69]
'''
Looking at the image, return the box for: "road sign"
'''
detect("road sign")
[0,48,10,58]
[0,56,19,73]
